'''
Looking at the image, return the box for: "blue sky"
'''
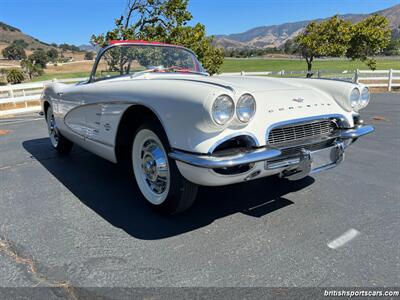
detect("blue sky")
[1,0,399,45]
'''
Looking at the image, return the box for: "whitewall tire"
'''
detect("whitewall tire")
[132,129,170,205]
[46,107,73,154]
[131,121,198,214]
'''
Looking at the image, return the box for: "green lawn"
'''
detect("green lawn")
[220,58,400,72]
[29,58,400,82]
[32,72,90,82]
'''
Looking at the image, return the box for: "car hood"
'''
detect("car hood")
[145,74,309,92]
[207,75,307,92]
[122,73,308,93]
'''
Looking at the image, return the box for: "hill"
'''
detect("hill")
[0,21,89,62]
[215,4,400,49]
[0,21,55,51]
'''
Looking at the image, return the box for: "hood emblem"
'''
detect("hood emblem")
[292,98,304,103]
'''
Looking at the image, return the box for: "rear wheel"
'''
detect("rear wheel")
[46,107,73,154]
[131,121,198,215]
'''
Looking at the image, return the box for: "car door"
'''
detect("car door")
[62,87,102,141]
[64,43,125,145]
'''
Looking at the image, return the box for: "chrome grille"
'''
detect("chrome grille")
[268,119,337,146]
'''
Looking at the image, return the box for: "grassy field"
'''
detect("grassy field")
[28,57,400,82]
[220,58,400,72]
[221,59,400,72]
[32,72,91,82]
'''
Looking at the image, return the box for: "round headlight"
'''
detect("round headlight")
[237,94,256,123]
[350,88,361,111]
[360,87,370,108]
[212,95,235,125]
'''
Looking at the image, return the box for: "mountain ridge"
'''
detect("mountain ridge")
[214,4,400,49]
[0,21,55,51]
[1,4,399,52]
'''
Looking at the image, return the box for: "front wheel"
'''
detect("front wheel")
[131,122,198,215]
[46,107,73,154]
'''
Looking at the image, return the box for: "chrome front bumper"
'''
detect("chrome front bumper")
[169,125,374,169]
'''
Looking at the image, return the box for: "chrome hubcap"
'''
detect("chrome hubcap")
[140,139,168,194]
[48,114,59,147]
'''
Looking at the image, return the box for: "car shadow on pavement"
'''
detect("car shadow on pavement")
[23,138,315,240]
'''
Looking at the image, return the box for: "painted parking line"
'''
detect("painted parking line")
[327,228,360,249]
[0,118,43,125]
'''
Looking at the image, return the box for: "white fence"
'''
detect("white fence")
[0,69,398,116]
[355,69,400,91]
[220,69,400,91]
[0,78,86,116]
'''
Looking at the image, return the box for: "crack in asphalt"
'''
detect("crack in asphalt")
[0,236,78,300]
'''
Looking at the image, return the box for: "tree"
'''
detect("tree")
[84,52,94,60]
[46,48,59,63]
[21,59,44,80]
[90,0,224,75]
[167,23,224,75]
[2,44,27,60]
[28,49,49,68]
[295,16,352,76]
[283,39,298,55]
[59,43,80,52]
[346,15,391,70]
[383,38,400,56]
[6,68,24,84]
[11,39,29,49]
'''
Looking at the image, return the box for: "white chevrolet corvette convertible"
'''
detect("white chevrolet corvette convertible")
[41,40,374,214]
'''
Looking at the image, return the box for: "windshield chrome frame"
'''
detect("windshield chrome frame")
[88,42,208,83]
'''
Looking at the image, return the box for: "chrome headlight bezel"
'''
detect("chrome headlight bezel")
[236,93,256,123]
[349,87,361,112]
[211,94,235,125]
[360,87,370,109]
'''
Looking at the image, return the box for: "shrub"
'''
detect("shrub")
[0,69,7,85]
[84,52,94,60]
[28,49,49,68]
[6,68,25,84]
[21,59,44,80]
[2,44,27,60]
[47,48,59,63]
[11,39,29,49]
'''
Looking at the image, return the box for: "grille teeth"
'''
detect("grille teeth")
[268,120,337,146]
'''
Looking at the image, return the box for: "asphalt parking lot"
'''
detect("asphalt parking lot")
[0,94,399,295]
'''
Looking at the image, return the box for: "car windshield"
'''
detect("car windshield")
[94,43,206,81]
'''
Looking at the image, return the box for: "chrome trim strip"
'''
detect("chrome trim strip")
[151,78,233,92]
[339,125,374,139]
[265,114,349,144]
[169,148,281,169]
